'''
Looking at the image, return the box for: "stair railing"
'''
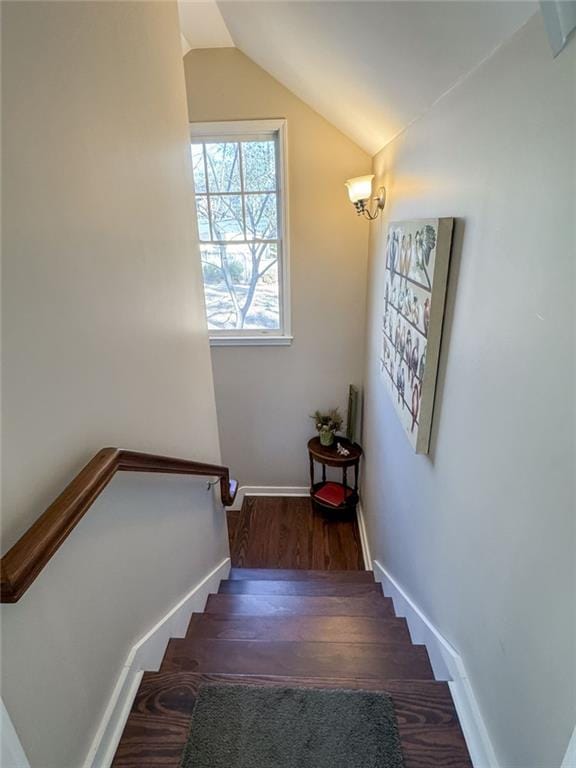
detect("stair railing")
[0,448,238,603]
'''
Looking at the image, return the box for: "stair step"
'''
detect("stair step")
[219,579,383,597]
[206,593,394,617]
[112,672,472,768]
[229,567,375,583]
[161,638,434,680]
[113,671,471,767]
[186,613,411,643]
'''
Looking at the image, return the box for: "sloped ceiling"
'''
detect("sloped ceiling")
[180,1,537,155]
[179,0,233,50]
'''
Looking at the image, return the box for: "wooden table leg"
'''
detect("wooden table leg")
[309,454,315,491]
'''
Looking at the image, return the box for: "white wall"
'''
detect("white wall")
[1,2,227,765]
[363,13,575,768]
[184,48,370,487]
[1,475,229,768]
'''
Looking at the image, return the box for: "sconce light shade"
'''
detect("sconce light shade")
[345,175,375,204]
[345,174,386,220]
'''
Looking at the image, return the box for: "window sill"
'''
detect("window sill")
[209,335,293,347]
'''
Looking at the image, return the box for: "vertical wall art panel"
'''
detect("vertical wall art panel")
[380,218,454,453]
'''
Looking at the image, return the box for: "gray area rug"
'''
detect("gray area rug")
[180,683,405,768]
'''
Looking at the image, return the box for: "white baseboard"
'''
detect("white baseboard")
[562,725,576,768]
[1,699,30,768]
[356,501,372,571]
[83,557,230,768]
[372,559,499,768]
[229,485,309,511]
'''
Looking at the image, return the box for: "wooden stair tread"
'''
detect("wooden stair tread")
[186,613,411,643]
[206,593,394,617]
[229,567,375,582]
[113,564,472,767]
[111,671,472,768]
[161,637,434,680]
[219,579,383,596]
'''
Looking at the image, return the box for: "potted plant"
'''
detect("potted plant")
[311,408,343,447]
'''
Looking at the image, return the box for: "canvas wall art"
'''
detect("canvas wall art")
[380,218,454,453]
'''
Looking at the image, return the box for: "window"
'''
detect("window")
[190,120,291,346]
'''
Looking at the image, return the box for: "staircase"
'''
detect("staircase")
[113,568,473,767]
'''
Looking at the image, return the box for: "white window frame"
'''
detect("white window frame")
[190,119,292,347]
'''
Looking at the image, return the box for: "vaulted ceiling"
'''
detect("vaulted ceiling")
[178,0,232,51]
[178,1,537,155]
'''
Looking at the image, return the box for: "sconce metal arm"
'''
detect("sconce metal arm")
[354,187,386,220]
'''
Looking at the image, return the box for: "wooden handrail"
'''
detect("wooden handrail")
[0,448,238,603]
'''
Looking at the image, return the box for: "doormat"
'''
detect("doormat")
[180,683,405,768]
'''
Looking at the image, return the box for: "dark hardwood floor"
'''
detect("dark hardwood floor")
[112,500,473,767]
[113,569,473,767]
[162,637,435,679]
[114,672,472,768]
[227,495,365,570]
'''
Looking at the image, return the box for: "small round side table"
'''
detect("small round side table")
[307,436,363,514]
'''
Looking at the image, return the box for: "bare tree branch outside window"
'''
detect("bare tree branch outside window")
[191,137,282,332]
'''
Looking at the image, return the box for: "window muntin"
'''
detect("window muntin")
[190,121,290,341]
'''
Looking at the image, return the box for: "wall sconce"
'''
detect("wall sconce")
[345,174,386,220]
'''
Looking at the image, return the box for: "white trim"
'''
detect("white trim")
[372,559,499,768]
[210,334,293,347]
[356,500,373,571]
[277,119,291,342]
[190,119,286,140]
[83,557,230,768]
[562,725,576,768]
[229,485,309,512]
[1,699,30,768]
[189,119,292,344]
